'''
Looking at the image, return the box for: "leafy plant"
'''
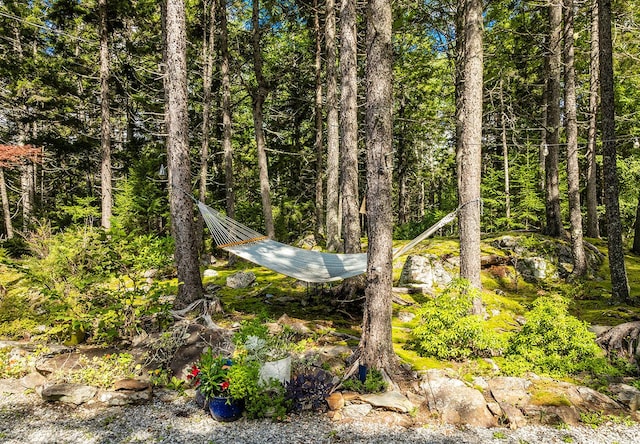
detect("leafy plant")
[61,353,141,388]
[285,368,334,412]
[409,279,504,360]
[341,368,388,394]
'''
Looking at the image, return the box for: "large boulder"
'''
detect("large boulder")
[226,271,256,289]
[40,383,97,405]
[399,254,452,289]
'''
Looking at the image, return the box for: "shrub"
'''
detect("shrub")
[409,279,503,360]
[341,368,387,394]
[499,295,613,377]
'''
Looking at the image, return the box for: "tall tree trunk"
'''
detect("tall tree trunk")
[586,0,600,238]
[0,167,13,238]
[457,0,484,307]
[361,0,396,373]
[544,0,563,237]
[219,0,234,221]
[251,0,275,239]
[325,0,341,252]
[313,0,324,242]
[99,0,112,230]
[197,0,217,252]
[397,96,409,225]
[165,0,204,307]
[499,79,510,223]
[564,0,587,278]
[20,162,34,230]
[598,0,630,302]
[340,0,361,254]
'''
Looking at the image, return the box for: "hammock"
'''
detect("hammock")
[197,200,458,283]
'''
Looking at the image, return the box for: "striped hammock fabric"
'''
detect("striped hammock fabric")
[197,201,458,283]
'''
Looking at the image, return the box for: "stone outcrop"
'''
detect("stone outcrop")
[399,254,452,289]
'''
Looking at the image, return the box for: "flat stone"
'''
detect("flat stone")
[368,410,414,428]
[114,379,150,391]
[0,378,25,394]
[41,383,97,405]
[489,377,531,407]
[203,269,218,278]
[608,384,640,411]
[99,387,153,406]
[342,403,373,419]
[226,271,255,289]
[20,372,47,389]
[359,391,414,413]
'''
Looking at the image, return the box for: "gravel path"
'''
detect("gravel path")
[1,391,640,444]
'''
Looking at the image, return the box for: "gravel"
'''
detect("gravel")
[1,390,640,444]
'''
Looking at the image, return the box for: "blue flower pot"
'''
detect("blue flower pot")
[208,396,244,422]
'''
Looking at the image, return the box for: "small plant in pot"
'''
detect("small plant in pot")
[190,349,249,422]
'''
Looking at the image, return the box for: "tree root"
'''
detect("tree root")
[596,321,640,365]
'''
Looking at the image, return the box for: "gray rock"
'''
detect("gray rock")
[0,378,25,394]
[359,391,415,413]
[40,383,97,405]
[608,383,640,411]
[342,403,373,418]
[421,370,496,427]
[489,377,531,407]
[98,387,153,406]
[399,254,452,288]
[203,269,218,278]
[226,271,256,289]
[516,256,550,280]
[20,372,47,389]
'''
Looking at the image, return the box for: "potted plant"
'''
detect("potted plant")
[189,349,244,422]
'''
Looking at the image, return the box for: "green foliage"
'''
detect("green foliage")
[0,237,31,258]
[499,295,613,377]
[61,353,141,388]
[409,279,504,360]
[244,380,290,420]
[341,368,388,394]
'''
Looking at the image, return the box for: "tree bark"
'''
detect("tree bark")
[586,0,600,238]
[499,79,510,223]
[340,0,361,254]
[165,0,204,307]
[219,0,234,221]
[325,0,341,252]
[251,0,275,239]
[457,0,484,306]
[99,0,112,230]
[0,167,13,238]
[599,0,630,302]
[313,0,324,242]
[544,0,563,237]
[564,0,587,278]
[632,195,640,254]
[361,0,396,373]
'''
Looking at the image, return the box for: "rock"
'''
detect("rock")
[516,257,550,281]
[421,370,496,427]
[608,384,640,411]
[359,391,415,413]
[99,386,153,406]
[397,311,415,323]
[41,383,97,405]
[342,403,373,418]
[368,410,414,428]
[143,269,159,279]
[226,271,256,289]
[0,378,25,394]
[326,392,345,411]
[399,254,452,288]
[20,372,47,389]
[203,269,218,278]
[114,379,150,391]
[276,314,311,335]
[489,377,531,406]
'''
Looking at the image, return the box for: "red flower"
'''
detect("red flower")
[187,365,201,383]
[220,381,230,391]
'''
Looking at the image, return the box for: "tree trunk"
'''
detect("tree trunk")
[219,0,234,221]
[586,0,600,238]
[544,0,563,237]
[0,167,13,238]
[361,0,396,373]
[564,0,587,278]
[20,162,34,230]
[165,0,204,307]
[340,0,361,254]
[457,0,484,307]
[99,0,112,230]
[251,0,275,239]
[499,79,510,223]
[325,0,341,252]
[599,0,630,302]
[313,0,324,242]
[197,0,217,252]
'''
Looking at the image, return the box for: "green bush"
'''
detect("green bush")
[499,295,613,377]
[409,279,503,360]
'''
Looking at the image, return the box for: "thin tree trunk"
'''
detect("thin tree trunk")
[499,79,510,223]
[361,0,396,374]
[313,0,324,242]
[99,0,112,230]
[20,161,33,230]
[586,0,600,238]
[457,0,484,306]
[340,0,361,254]
[599,0,630,302]
[632,195,640,254]
[251,0,275,239]
[197,0,217,252]
[564,0,587,278]
[0,167,13,238]
[544,0,563,237]
[165,0,204,307]
[325,0,341,252]
[219,0,234,221]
